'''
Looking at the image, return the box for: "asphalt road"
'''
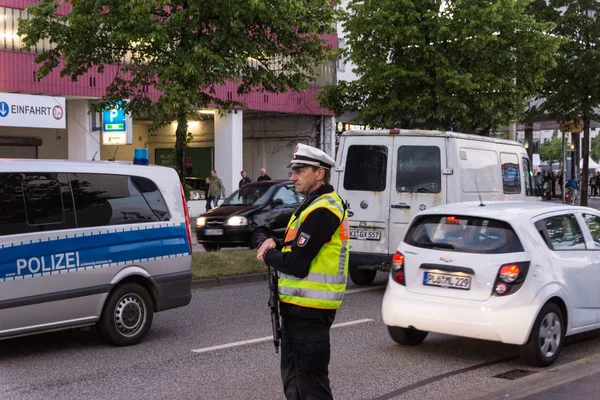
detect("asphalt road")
[2,272,600,400]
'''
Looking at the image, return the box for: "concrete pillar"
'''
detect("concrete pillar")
[214,110,243,196]
[67,100,100,160]
[323,116,336,161]
[508,123,517,141]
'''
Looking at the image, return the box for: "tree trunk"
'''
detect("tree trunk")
[581,119,590,207]
[175,114,188,182]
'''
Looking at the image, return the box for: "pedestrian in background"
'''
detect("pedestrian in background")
[204,177,212,211]
[590,173,597,197]
[208,170,225,207]
[257,144,349,400]
[257,167,272,182]
[551,171,557,198]
[534,172,543,196]
[239,170,252,188]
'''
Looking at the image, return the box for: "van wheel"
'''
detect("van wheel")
[203,244,220,252]
[349,266,376,286]
[520,302,564,367]
[388,326,428,346]
[250,229,269,249]
[98,283,154,346]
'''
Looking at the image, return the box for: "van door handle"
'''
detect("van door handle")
[391,203,411,209]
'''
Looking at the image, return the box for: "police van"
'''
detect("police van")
[334,129,539,285]
[0,159,193,345]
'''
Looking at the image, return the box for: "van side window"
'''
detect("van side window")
[70,174,170,228]
[396,146,441,193]
[0,173,76,236]
[343,145,387,191]
[459,148,500,193]
[500,153,521,194]
[521,157,535,196]
[23,174,65,226]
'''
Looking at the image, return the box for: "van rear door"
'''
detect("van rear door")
[389,136,447,254]
[336,136,391,258]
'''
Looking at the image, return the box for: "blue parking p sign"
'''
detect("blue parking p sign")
[102,104,126,133]
[101,101,132,145]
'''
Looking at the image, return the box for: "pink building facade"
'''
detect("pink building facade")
[0,1,337,194]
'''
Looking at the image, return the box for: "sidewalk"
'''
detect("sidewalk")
[468,353,600,400]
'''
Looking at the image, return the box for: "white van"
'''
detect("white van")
[0,160,193,345]
[333,129,539,285]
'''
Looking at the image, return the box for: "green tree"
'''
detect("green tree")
[319,0,559,134]
[19,0,337,180]
[538,131,566,166]
[529,0,600,206]
[591,134,600,162]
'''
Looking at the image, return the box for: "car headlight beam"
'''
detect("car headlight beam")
[226,216,248,226]
[196,217,206,228]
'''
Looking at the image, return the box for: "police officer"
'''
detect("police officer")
[257,143,349,400]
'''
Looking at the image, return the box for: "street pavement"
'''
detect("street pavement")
[2,272,600,400]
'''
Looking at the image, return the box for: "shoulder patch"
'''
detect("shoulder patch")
[297,232,311,247]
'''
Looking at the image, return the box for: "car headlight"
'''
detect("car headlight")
[226,216,248,226]
[196,217,206,228]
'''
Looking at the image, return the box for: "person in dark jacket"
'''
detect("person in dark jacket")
[257,167,272,181]
[204,177,212,211]
[239,170,252,188]
[257,144,349,400]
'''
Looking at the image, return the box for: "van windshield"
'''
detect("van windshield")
[404,215,523,254]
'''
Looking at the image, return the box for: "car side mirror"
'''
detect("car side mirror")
[272,198,284,207]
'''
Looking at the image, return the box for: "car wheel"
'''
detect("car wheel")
[203,244,220,252]
[349,266,376,286]
[387,326,429,346]
[98,283,154,346]
[520,302,564,367]
[250,229,269,249]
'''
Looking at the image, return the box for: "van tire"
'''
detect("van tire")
[520,302,564,367]
[349,266,376,286]
[388,326,428,346]
[99,283,154,346]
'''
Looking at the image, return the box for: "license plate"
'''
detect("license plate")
[204,229,223,236]
[350,229,381,240]
[423,271,471,290]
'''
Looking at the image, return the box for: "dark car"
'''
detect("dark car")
[195,180,304,251]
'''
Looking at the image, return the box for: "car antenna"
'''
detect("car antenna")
[474,179,485,207]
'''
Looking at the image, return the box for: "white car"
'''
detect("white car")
[382,201,600,366]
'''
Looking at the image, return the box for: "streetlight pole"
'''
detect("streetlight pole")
[562,131,566,204]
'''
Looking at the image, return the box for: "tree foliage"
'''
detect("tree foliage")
[539,131,567,165]
[19,0,337,178]
[319,0,560,134]
[528,0,600,205]
[591,134,600,162]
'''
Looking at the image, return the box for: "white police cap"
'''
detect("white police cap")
[288,143,336,170]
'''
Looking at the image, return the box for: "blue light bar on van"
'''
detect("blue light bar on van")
[133,148,149,165]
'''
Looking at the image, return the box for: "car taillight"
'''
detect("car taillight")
[180,183,193,254]
[493,262,530,296]
[391,252,405,285]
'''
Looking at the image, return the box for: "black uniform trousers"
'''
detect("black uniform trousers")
[280,306,336,400]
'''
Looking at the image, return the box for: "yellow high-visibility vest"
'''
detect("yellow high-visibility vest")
[278,192,349,310]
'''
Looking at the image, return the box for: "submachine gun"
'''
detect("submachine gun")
[257,237,282,353]
[267,262,281,353]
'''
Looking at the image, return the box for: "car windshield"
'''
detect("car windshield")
[223,184,276,206]
[404,215,524,254]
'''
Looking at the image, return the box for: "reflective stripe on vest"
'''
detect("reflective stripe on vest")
[278,192,349,310]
